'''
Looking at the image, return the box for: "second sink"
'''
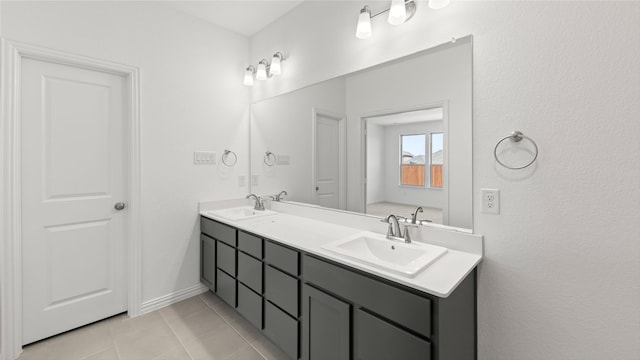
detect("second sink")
[322,232,448,277]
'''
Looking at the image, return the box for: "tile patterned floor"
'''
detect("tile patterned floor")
[18,291,289,360]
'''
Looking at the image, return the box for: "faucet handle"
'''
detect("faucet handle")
[402,223,418,243]
[386,222,395,238]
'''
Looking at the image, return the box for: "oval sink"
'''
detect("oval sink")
[204,206,278,221]
[322,232,448,277]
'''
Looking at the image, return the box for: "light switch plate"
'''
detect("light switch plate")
[481,188,500,214]
[238,175,246,187]
[194,151,216,165]
[251,175,259,186]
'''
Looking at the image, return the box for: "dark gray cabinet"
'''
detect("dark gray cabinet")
[200,234,216,290]
[302,284,350,360]
[264,301,299,359]
[355,309,431,360]
[265,265,299,317]
[200,218,300,359]
[201,216,476,360]
[237,282,262,329]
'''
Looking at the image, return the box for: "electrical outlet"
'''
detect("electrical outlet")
[238,175,246,187]
[481,188,500,214]
[251,175,259,186]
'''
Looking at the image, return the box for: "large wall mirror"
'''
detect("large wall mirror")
[250,36,472,231]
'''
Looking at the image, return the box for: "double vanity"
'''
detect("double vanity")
[199,199,482,360]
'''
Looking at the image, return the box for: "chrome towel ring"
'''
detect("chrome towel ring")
[264,151,277,166]
[494,130,538,170]
[222,149,237,166]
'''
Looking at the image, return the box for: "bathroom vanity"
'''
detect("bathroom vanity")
[199,200,481,360]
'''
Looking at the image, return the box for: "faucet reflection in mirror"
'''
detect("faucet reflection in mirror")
[243,52,285,86]
[356,0,449,39]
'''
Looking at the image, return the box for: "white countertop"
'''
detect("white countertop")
[199,200,482,298]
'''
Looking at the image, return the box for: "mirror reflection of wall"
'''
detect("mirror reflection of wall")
[250,36,472,230]
[365,108,444,224]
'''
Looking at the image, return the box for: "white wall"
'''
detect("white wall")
[250,77,346,202]
[365,123,386,204]
[1,1,250,306]
[250,1,640,359]
[380,121,444,208]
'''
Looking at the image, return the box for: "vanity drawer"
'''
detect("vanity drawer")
[201,216,236,247]
[238,231,262,259]
[237,282,262,330]
[303,254,432,337]
[264,301,298,360]
[238,251,263,293]
[216,241,236,277]
[265,240,299,276]
[216,269,236,307]
[355,309,431,360]
[265,265,298,317]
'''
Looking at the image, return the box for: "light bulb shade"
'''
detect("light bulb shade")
[243,66,254,86]
[256,60,268,80]
[428,0,450,9]
[355,7,372,39]
[388,0,407,25]
[271,53,282,75]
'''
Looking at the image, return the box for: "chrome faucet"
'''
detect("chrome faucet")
[384,214,413,243]
[411,206,424,224]
[246,194,265,211]
[384,214,402,239]
[274,190,288,202]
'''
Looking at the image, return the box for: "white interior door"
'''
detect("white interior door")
[21,57,127,344]
[315,113,341,209]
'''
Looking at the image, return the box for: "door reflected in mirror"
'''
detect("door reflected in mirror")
[250,36,472,231]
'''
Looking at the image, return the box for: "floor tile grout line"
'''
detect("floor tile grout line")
[198,295,269,360]
[49,321,113,360]
[158,307,196,360]
[106,316,123,360]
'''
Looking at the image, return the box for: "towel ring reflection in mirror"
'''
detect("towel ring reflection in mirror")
[494,130,538,170]
[222,149,237,166]
[264,151,277,166]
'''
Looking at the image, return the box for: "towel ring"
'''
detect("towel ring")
[221,149,237,166]
[264,151,277,166]
[494,131,538,170]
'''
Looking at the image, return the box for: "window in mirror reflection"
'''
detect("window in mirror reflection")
[400,134,426,187]
[430,132,444,188]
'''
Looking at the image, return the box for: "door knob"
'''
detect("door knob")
[114,202,126,211]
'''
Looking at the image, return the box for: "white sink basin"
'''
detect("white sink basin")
[322,232,448,277]
[204,206,278,221]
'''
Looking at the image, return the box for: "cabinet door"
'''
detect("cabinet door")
[200,234,216,290]
[302,284,350,360]
[355,309,431,360]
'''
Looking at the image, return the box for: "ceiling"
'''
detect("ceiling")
[164,1,304,37]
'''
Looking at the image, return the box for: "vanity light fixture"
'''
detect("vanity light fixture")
[356,6,372,39]
[256,59,268,80]
[243,52,286,86]
[270,52,284,75]
[243,65,255,86]
[356,0,449,39]
[388,0,407,25]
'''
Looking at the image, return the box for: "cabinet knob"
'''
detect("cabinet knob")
[114,202,126,211]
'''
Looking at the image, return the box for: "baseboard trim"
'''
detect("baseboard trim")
[139,283,209,315]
